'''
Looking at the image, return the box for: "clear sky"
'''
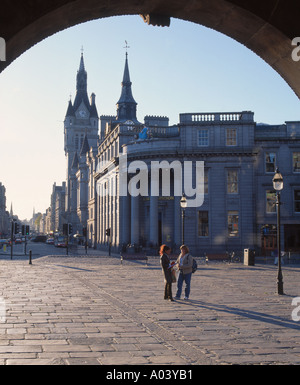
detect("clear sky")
[0,15,299,220]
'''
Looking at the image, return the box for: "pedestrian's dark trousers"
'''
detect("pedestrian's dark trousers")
[164,282,172,299]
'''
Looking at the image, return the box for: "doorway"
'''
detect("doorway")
[261,225,277,256]
[284,225,300,252]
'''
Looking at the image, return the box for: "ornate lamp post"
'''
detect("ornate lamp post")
[180,194,187,245]
[273,168,284,295]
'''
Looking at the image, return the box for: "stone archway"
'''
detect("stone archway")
[0,0,300,97]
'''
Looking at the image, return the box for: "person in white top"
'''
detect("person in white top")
[174,245,193,300]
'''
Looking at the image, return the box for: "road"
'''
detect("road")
[0,241,91,259]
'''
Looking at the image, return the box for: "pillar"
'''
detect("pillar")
[121,194,130,245]
[174,195,181,249]
[149,196,158,246]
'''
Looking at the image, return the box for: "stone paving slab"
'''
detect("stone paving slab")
[0,255,299,365]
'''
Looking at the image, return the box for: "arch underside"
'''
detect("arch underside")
[0,0,299,97]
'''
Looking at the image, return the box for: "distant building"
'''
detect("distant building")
[0,182,9,237]
[48,182,66,233]
[61,53,300,255]
[44,207,52,235]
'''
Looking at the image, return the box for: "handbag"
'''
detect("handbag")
[171,268,177,283]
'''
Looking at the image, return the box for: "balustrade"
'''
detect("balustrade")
[180,112,251,123]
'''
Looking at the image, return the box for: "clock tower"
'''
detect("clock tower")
[64,53,99,217]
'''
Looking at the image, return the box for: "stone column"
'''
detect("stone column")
[97,188,101,245]
[100,184,104,245]
[149,196,158,246]
[121,194,130,245]
[131,195,139,245]
[174,195,181,249]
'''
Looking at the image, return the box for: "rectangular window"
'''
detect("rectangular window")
[293,152,300,173]
[265,152,276,173]
[226,128,237,146]
[294,190,300,213]
[228,211,239,237]
[227,170,238,194]
[198,129,209,146]
[266,190,276,213]
[198,211,209,237]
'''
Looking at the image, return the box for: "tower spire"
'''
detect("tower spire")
[73,52,89,112]
[124,40,130,58]
[79,48,85,72]
[116,47,138,123]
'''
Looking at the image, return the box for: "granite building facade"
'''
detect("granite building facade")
[63,53,300,256]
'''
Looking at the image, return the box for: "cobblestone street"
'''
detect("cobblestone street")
[0,255,300,365]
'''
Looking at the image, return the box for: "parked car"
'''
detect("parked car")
[31,235,47,243]
[54,236,67,248]
[46,238,54,245]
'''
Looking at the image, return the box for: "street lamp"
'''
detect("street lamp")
[180,194,187,245]
[272,168,284,295]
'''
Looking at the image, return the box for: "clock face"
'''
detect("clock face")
[79,110,86,118]
[125,120,134,125]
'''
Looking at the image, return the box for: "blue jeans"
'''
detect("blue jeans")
[176,272,192,298]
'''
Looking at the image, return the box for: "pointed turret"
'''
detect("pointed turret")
[116,53,138,123]
[90,93,99,119]
[65,99,75,117]
[71,152,79,170]
[73,53,90,112]
[80,134,90,157]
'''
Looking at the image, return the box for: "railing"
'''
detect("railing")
[191,113,241,122]
[180,111,254,124]
[191,113,216,122]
